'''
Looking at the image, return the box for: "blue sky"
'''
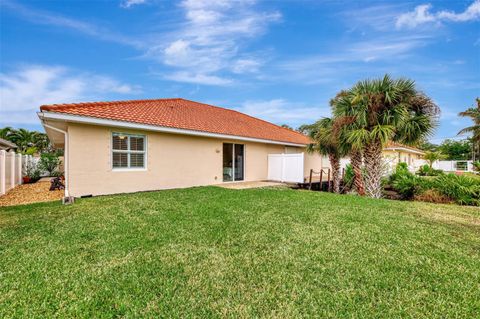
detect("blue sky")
[1,0,479,143]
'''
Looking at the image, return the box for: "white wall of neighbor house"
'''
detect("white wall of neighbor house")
[66,123,289,197]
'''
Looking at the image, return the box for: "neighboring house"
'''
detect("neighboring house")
[0,138,17,151]
[337,142,425,174]
[382,142,425,168]
[38,98,323,198]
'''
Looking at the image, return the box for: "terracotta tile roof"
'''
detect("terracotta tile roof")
[384,141,425,154]
[40,98,310,145]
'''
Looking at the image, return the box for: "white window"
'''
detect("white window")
[112,133,146,169]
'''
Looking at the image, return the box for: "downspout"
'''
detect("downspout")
[42,122,70,198]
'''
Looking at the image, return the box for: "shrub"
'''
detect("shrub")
[38,153,61,176]
[50,171,64,178]
[414,189,452,204]
[388,162,410,184]
[22,159,41,183]
[473,161,480,173]
[430,174,480,206]
[417,164,443,176]
[392,174,429,199]
[343,164,354,190]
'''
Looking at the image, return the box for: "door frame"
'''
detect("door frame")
[222,143,246,182]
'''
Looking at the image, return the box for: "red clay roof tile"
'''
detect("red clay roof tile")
[40,98,310,145]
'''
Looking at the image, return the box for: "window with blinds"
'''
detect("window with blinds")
[112,133,146,169]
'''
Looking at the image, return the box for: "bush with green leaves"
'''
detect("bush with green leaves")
[473,161,480,173]
[38,153,61,176]
[429,174,480,206]
[417,164,443,176]
[343,164,355,191]
[388,162,411,184]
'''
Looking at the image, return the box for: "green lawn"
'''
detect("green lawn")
[1,187,479,318]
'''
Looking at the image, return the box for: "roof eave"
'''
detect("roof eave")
[38,111,308,147]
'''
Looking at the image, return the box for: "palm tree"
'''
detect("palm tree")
[458,98,480,160]
[330,91,366,196]
[33,132,52,153]
[306,118,344,193]
[0,127,14,140]
[9,128,38,153]
[334,75,439,198]
[423,151,445,168]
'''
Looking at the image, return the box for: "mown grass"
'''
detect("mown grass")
[1,187,479,318]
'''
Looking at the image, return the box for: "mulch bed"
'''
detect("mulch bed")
[0,182,63,207]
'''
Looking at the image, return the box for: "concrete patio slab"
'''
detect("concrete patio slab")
[217,181,287,189]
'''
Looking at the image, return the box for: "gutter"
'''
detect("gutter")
[39,116,70,198]
[384,147,425,156]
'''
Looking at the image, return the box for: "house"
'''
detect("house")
[382,142,425,169]
[336,142,425,175]
[0,138,17,151]
[38,98,324,198]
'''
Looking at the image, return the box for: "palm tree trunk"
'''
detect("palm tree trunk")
[350,149,365,196]
[328,153,341,193]
[363,139,383,198]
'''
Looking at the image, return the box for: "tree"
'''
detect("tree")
[9,128,38,153]
[418,141,439,152]
[0,127,52,154]
[306,118,344,193]
[458,98,480,160]
[423,151,445,168]
[438,139,472,160]
[334,75,439,198]
[280,124,293,130]
[0,127,14,140]
[38,153,61,176]
[330,91,365,195]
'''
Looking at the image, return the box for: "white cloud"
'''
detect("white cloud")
[163,71,232,86]
[120,0,147,8]
[278,34,430,83]
[152,0,281,85]
[232,59,261,74]
[0,65,141,124]
[396,1,480,29]
[237,99,329,126]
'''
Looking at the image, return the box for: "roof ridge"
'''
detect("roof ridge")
[39,98,183,111]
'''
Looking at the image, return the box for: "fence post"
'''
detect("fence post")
[17,154,22,185]
[308,169,313,190]
[10,151,15,188]
[0,150,5,195]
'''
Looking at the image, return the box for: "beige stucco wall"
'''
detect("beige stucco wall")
[66,123,292,197]
[383,150,423,167]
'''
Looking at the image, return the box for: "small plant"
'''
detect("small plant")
[50,171,64,178]
[38,153,61,176]
[423,151,445,168]
[22,159,41,183]
[392,174,427,199]
[417,164,443,176]
[429,174,480,206]
[388,162,410,184]
[473,161,480,173]
[343,164,355,191]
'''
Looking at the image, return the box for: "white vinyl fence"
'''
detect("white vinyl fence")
[413,159,475,172]
[268,153,304,183]
[0,150,34,196]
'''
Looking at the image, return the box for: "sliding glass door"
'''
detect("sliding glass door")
[223,143,244,182]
